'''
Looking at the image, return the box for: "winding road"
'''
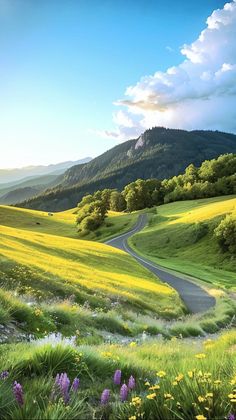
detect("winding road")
[106,214,215,314]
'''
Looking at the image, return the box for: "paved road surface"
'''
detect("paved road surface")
[106,214,215,313]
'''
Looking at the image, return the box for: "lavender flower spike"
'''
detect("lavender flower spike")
[113,369,121,385]
[128,375,135,390]
[228,415,235,420]
[13,381,24,406]
[101,389,110,405]
[72,377,80,392]
[59,373,70,404]
[120,384,128,402]
[0,370,9,380]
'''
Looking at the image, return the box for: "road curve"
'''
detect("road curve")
[106,214,215,314]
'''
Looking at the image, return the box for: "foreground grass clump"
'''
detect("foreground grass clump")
[0,331,235,419]
[129,195,236,289]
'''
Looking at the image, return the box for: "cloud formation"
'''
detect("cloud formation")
[103,1,236,140]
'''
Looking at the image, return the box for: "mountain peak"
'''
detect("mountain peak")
[17,127,236,211]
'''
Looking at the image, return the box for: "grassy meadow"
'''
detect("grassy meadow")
[0,199,236,419]
[0,330,235,419]
[0,205,184,340]
[129,196,236,290]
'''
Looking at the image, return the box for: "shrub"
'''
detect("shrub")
[214,214,236,254]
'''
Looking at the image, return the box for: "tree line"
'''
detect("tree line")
[76,153,236,236]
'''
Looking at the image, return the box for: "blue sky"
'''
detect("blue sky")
[0,0,231,168]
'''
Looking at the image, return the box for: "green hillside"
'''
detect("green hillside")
[18,127,236,211]
[0,205,185,340]
[0,203,235,420]
[129,195,236,289]
[0,205,138,241]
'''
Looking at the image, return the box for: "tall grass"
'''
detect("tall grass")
[0,331,235,419]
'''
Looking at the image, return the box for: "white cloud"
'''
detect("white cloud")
[104,1,236,140]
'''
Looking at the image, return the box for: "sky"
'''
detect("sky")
[0,0,234,168]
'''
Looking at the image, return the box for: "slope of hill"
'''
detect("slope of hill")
[0,186,42,205]
[0,173,59,197]
[0,159,92,204]
[129,195,236,289]
[0,205,185,337]
[19,127,236,211]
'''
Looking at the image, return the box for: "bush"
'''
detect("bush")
[80,215,101,232]
[214,215,236,254]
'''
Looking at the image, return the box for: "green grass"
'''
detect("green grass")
[0,205,184,337]
[0,330,235,419]
[129,195,236,290]
[78,210,139,242]
[0,200,236,419]
[0,205,78,238]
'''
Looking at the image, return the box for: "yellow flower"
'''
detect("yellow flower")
[164,393,174,400]
[195,353,206,359]
[129,341,137,347]
[203,372,212,378]
[147,393,156,400]
[175,373,184,382]
[131,397,141,406]
[196,415,207,420]
[156,371,166,378]
[205,393,213,398]
[144,381,150,386]
[149,385,160,391]
[214,380,221,385]
[188,371,194,378]
[198,396,205,403]
[228,393,236,399]
[101,351,112,358]
[230,375,236,385]
[129,417,136,420]
[34,308,43,316]
[172,381,178,386]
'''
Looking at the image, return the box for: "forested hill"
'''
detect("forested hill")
[18,127,236,211]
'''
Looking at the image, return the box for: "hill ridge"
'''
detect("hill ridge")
[18,127,236,211]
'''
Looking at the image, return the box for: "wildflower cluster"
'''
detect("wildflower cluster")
[52,372,80,404]
[0,360,235,419]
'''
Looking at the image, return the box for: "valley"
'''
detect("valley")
[0,195,235,419]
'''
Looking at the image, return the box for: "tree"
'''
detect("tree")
[109,191,126,212]
[184,164,198,185]
[214,215,236,254]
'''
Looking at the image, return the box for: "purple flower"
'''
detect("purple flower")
[72,377,80,392]
[128,375,135,390]
[120,384,128,402]
[59,373,70,404]
[228,415,235,420]
[113,369,121,385]
[53,373,70,404]
[0,370,9,380]
[101,389,110,405]
[13,381,24,406]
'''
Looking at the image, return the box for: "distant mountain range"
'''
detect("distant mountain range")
[16,127,236,211]
[0,158,92,184]
[0,158,92,205]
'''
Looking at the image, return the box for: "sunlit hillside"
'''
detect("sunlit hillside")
[129,195,236,289]
[0,205,184,339]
